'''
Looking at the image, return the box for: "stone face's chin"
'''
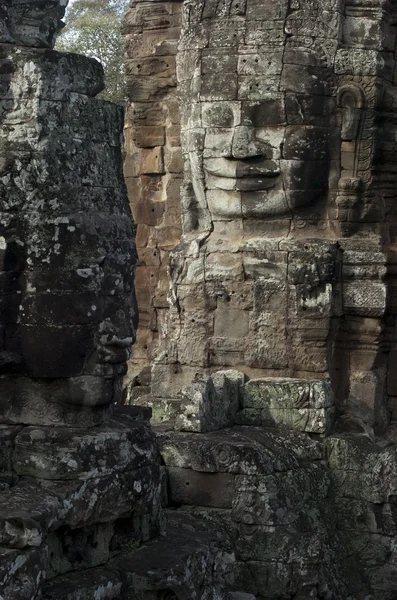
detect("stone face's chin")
[241,189,291,218]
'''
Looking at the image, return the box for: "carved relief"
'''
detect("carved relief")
[127,0,396,438]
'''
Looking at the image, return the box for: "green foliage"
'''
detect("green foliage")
[56,0,129,105]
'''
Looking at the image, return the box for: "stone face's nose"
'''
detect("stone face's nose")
[230,126,266,160]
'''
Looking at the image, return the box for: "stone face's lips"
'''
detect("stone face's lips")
[235,176,281,192]
[205,159,280,179]
[205,159,281,191]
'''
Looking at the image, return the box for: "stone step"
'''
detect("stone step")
[41,511,234,600]
[156,426,351,599]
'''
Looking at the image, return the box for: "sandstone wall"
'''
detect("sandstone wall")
[123,0,184,396]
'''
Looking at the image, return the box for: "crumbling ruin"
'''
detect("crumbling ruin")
[3,0,397,599]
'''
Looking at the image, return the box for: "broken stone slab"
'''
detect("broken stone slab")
[231,463,330,529]
[0,546,45,600]
[115,511,234,599]
[13,419,159,480]
[0,473,163,584]
[326,433,384,473]
[0,481,62,549]
[326,434,397,504]
[168,467,236,508]
[41,511,234,600]
[167,463,330,530]
[235,406,335,434]
[334,497,397,536]
[235,528,328,563]
[45,520,115,580]
[337,530,397,600]
[244,556,350,600]
[237,377,335,433]
[42,464,163,529]
[41,567,123,600]
[159,425,323,475]
[133,394,182,425]
[243,378,334,410]
[0,463,163,543]
[174,370,245,433]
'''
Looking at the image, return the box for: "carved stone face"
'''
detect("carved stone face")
[178,0,340,226]
[0,44,137,425]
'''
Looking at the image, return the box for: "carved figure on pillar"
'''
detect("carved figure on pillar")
[151,0,397,435]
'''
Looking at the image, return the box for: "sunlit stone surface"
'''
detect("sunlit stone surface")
[150,0,397,439]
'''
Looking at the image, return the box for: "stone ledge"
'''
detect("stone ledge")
[159,425,323,475]
[40,511,234,600]
[13,419,159,480]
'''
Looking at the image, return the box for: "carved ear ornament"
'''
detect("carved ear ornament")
[338,83,366,143]
[338,83,366,111]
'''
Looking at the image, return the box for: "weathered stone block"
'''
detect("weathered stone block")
[0,546,45,600]
[243,378,334,410]
[13,420,158,480]
[168,467,236,508]
[175,370,244,433]
[2,1,68,48]
[214,307,249,339]
[235,406,335,434]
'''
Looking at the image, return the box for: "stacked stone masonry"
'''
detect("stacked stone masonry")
[2,0,397,599]
[137,0,397,437]
[123,0,184,398]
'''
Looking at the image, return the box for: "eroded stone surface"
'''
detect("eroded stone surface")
[0,42,136,423]
[123,0,184,394]
[175,370,244,432]
[123,1,397,599]
[159,426,352,599]
[0,8,240,600]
